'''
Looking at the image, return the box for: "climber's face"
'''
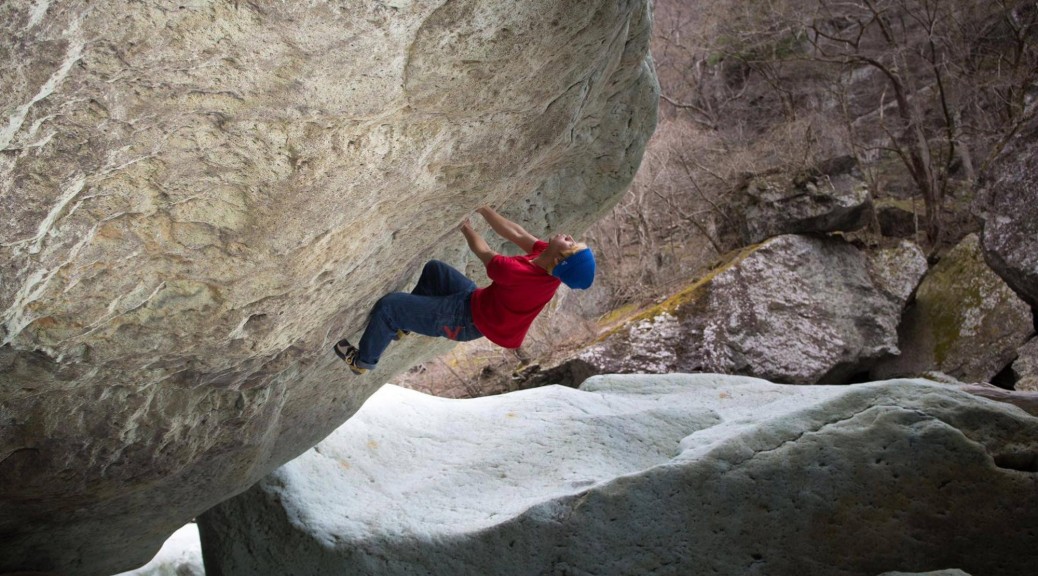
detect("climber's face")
[549,233,585,254]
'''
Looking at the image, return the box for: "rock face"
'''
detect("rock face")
[873,234,1034,384]
[199,375,1038,576]
[1012,339,1038,393]
[576,235,927,384]
[978,112,1038,310]
[0,2,658,574]
[734,156,872,245]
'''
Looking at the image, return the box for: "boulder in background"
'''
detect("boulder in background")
[576,235,927,384]
[733,156,872,245]
[1012,338,1038,393]
[872,234,1034,384]
[978,112,1038,310]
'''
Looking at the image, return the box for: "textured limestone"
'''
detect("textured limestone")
[198,375,1038,576]
[0,1,658,574]
[873,234,1034,383]
[575,235,927,383]
[735,156,872,244]
[978,112,1038,310]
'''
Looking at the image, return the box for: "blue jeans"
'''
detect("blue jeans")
[356,260,483,369]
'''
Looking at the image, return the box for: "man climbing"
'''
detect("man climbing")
[334,205,596,375]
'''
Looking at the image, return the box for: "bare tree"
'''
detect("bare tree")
[802,0,1038,246]
[653,0,1036,249]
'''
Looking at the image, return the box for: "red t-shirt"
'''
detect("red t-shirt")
[470,240,561,348]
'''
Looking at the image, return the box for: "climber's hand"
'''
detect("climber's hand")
[459,217,495,265]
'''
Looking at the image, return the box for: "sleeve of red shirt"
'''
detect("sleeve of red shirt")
[486,240,547,278]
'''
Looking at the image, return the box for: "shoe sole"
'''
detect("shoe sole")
[333,339,368,375]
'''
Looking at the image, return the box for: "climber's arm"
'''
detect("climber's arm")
[476,206,538,253]
[460,219,497,265]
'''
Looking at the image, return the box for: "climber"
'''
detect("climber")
[333,205,596,375]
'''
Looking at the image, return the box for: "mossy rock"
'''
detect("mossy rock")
[873,234,1032,383]
[581,235,927,384]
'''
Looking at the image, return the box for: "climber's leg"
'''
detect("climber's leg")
[411,260,477,297]
[352,290,481,371]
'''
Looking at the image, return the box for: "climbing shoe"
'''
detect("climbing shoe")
[394,329,411,341]
[333,339,367,375]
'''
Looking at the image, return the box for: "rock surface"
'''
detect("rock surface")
[199,375,1038,576]
[872,234,1034,384]
[575,235,927,384]
[1012,338,1038,393]
[113,524,203,576]
[978,112,1038,310]
[0,1,658,574]
[734,156,872,244]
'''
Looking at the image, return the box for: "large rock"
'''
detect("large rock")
[1012,338,1038,393]
[978,111,1038,310]
[733,156,873,244]
[575,235,927,384]
[873,234,1033,384]
[199,375,1038,576]
[0,1,658,574]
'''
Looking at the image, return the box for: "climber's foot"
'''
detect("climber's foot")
[394,329,411,341]
[333,339,367,375]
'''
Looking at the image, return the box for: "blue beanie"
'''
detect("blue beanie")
[552,248,596,289]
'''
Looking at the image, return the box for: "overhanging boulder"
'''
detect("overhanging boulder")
[0,1,658,574]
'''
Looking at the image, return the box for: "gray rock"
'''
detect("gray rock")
[0,1,658,574]
[873,234,1033,383]
[199,375,1038,576]
[576,235,926,383]
[978,111,1038,310]
[1013,338,1038,393]
[736,156,873,244]
[878,571,972,576]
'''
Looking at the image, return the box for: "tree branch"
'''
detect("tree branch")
[659,93,718,129]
